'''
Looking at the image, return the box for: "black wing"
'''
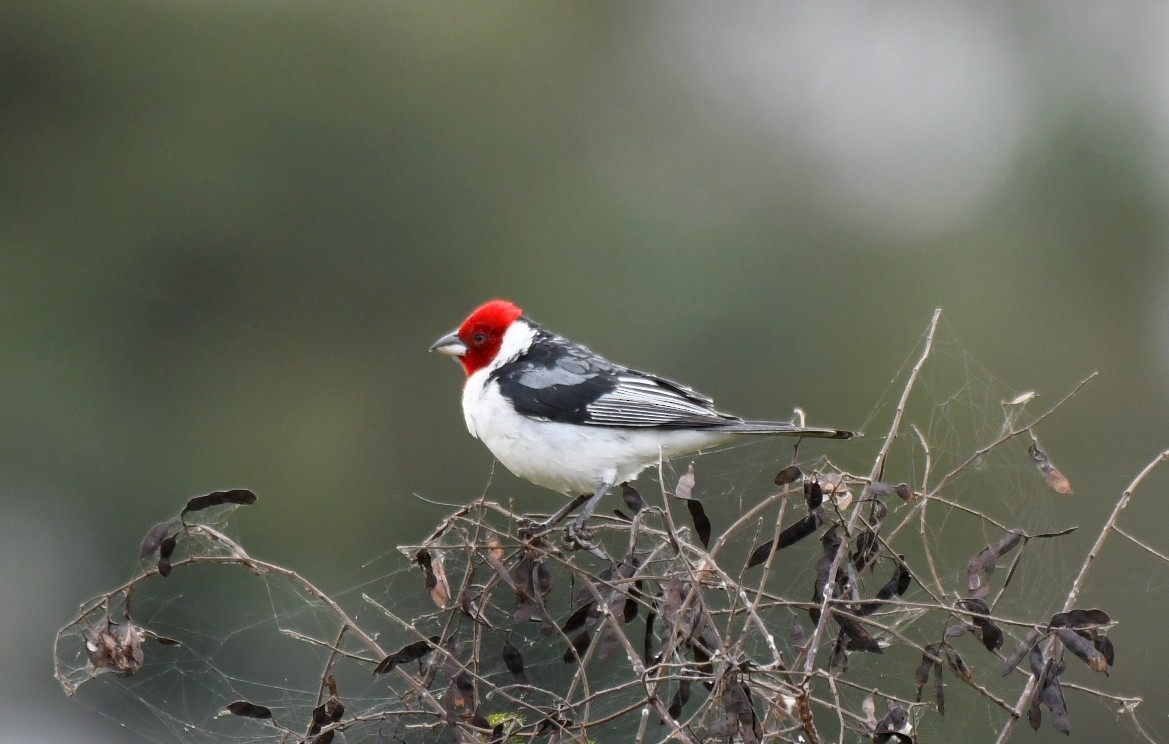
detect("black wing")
[491,330,742,429]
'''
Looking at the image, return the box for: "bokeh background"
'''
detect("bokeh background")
[4,2,1169,742]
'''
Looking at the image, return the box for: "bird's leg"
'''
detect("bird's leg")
[564,482,613,559]
[519,484,613,560]
[522,492,592,535]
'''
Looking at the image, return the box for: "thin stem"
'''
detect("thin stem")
[993,448,1169,744]
[801,308,941,678]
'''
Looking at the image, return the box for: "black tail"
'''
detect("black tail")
[720,421,857,439]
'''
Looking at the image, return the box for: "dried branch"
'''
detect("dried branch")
[53,313,1154,744]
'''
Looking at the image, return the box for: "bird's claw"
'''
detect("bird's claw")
[566,520,609,561]
[516,505,608,560]
[517,517,558,542]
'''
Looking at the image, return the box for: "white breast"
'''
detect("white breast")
[462,372,731,495]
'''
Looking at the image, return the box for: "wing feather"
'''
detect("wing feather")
[486,324,853,438]
[581,373,735,427]
[490,329,743,429]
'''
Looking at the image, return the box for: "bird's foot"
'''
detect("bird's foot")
[566,519,609,561]
[516,516,558,540]
[516,492,592,539]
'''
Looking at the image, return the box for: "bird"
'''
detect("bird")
[430,299,854,549]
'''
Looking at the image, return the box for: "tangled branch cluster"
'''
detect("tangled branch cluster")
[54,312,1166,743]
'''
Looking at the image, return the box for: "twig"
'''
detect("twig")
[993,448,1169,744]
[1115,525,1169,563]
[910,423,945,597]
[885,371,1098,546]
[801,308,941,679]
[56,318,1149,744]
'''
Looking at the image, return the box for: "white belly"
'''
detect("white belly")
[462,373,731,495]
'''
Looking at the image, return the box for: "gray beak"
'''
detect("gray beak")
[429,331,467,357]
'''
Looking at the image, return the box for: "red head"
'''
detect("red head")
[430,299,524,376]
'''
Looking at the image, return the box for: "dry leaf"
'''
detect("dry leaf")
[862,694,878,729]
[818,473,853,510]
[373,636,440,674]
[485,532,504,562]
[1028,441,1073,494]
[774,464,803,486]
[86,622,146,677]
[674,464,696,501]
[695,557,716,584]
[219,701,273,719]
[1003,391,1038,406]
[428,551,451,608]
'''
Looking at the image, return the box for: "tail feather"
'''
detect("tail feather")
[721,420,857,440]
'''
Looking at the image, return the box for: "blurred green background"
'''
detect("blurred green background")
[4,1,1169,742]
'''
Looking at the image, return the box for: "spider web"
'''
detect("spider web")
[54,313,1152,744]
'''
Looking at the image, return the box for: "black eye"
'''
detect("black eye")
[472,333,487,345]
